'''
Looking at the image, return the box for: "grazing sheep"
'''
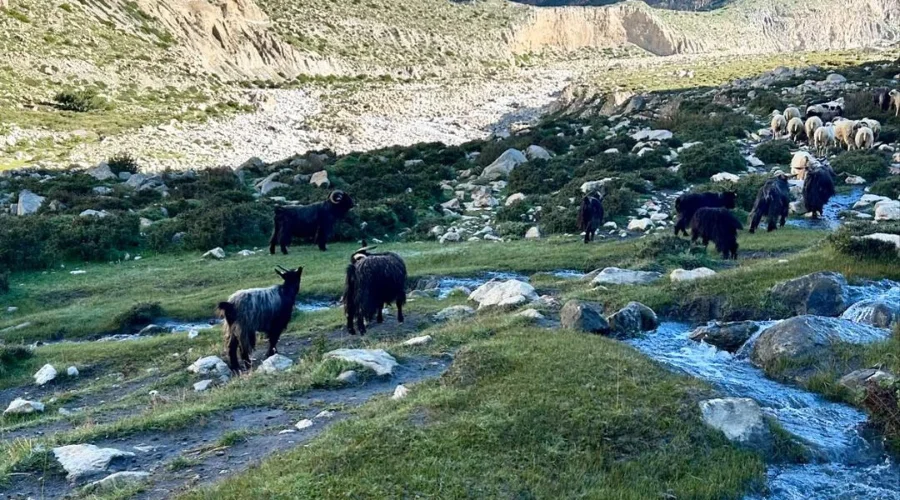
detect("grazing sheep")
[891,90,900,117]
[749,174,790,233]
[855,126,875,150]
[577,192,604,244]
[790,151,817,180]
[813,122,835,156]
[771,114,788,139]
[673,191,737,237]
[859,118,881,140]
[217,266,303,372]
[269,191,355,255]
[804,116,823,144]
[802,166,836,219]
[690,208,743,260]
[787,117,805,142]
[784,107,802,122]
[874,89,892,112]
[344,244,407,335]
[834,119,858,150]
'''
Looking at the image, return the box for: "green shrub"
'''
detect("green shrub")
[602,187,639,218]
[831,151,889,181]
[495,222,530,239]
[636,235,690,259]
[181,203,273,250]
[0,217,67,269]
[879,126,899,145]
[679,142,745,181]
[754,140,792,165]
[145,218,187,252]
[748,92,786,116]
[54,89,109,112]
[829,222,900,261]
[110,302,164,331]
[507,159,571,195]
[692,174,767,212]
[641,168,685,190]
[0,346,33,377]
[107,152,140,175]
[539,206,578,235]
[653,103,755,142]
[57,213,142,262]
[495,199,532,223]
[870,176,900,200]
[0,267,8,294]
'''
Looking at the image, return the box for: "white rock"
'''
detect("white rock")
[603,221,618,230]
[505,193,526,206]
[825,73,847,84]
[4,398,45,415]
[67,366,79,377]
[650,213,669,222]
[593,267,662,286]
[324,349,398,376]
[315,410,335,419]
[875,201,900,221]
[440,231,462,244]
[392,385,410,400]
[85,471,150,492]
[525,145,552,160]
[187,356,230,380]
[203,247,226,259]
[295,419,314,430]
[517,309,545,320]
[525,227,541,239]
[469,280,538,309]
[434,305,476,322]
[861,233,900,250]
[52,444,135,480]
[670,268,717,282]
[237,250,255,257]
[631,129,673,141]
[336,370,359,384]
[259,354,293,374]
[627,218,653,232]
[402,335,433,347]
[79,209,109,218]
[699,398,768,444]
[34,364,57,386]
[85,162,117,181]
[580,178,616,194]
[845,175,867,185]
[711,172,740,183]
[309,170,330,188]
[480,149,526,180]
[193,379,213,392]
[746,155,765,167]
[16,189,45,216]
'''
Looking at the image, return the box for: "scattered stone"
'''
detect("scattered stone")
[402,335,433,347]
[875,200,900,221]
[525,227,541,239]
[52,444,135,480]
[525,145,552,160]
[336,370,359,384]
[699,398,770,447]
[840,299,900,328]
[627,218,653,232]
[505,193,526,206]
[34,364,57,386]
[324,349,397,376]
[203,247,226,260]
[845,175,867,185]
[85,471,150,492]
[711,172,740,183]
[631,129,673,141]
[468,279,538,309]
[592,267,662,286]
[392,385,409,400]
[434,305,476,322]
[560,300,609,334]
[194,379,213,392]
[670,268,716,282]
[295,419,314,430]
[86,162,117,181]
[138,324,168,336]
[237,249,255,257]
[516,308,545,320]
[860,233,900,251]
[16,189,45,216]
[309,170,330,188]
[824,73,847,84]
[839,369,897,393]
[480,149,526,180]
[315,410,335,419]
[769,272,849,316]
[259,354,294,374]
[187,356,231,381]
[67,366,79,377]
[4,398,45,415]
[688,322,760,353]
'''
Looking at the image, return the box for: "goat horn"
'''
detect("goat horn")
[354,245,377,254]
[275,265,288,273]
[329,191,342,203]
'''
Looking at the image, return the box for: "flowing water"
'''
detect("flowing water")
[787,187,865,231]
[629,322,900,499]
[434,272,529,298]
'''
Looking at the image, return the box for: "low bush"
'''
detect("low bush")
[507,159,571,195]
[653,103,755,142]
[539,206,578,235]
[110,302,164,332]
[602,187,639,218]
[181,203,273,251]
[754,140,793,165]
[829,222,900,261]
[636,235,691,259]
[692,174,767,212]
[861,379,900,451]
[0,267,8,294]
[640,168,685,190]
[495,199,533,223]
[495,222,530,239]
[0,346,33,377]
[831,151,889,181]
[54,89,109,112]
[54,213,142,262]
[679,142,745,181]
[869,176,900,200]
[748,92,786,116]
[107,152,140,175]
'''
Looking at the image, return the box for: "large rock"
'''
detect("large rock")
[560,300,609,334]
[34,364,57,386]
[4,398,45,415]
[592,267,662,286]
[187,356,231,380]
[670,268,716,282]
[875,200,900,221]
[258,354,293,374]
[627,218,653,232]
[468,279,538,309]
[751,316,890,370]
[606,302,658,338]
[688,322,760,353]
[203,247,226,260]
[471,187,499,208]
[52,444,135,480]
[839,368,897,394]
[255,173,287,195]
[699,398,770,447]
[525,145,551,160]
[480,149,526,180]
[770,272,849,317]
[16,189,45,215]
[324,349,398,376]
[711,172,740,183]
[525,227,541,239]
[840,299,900,328]
[86,162,116,181]
[631,129,673,142]
[309,170,330,188]
[434,305,475,322]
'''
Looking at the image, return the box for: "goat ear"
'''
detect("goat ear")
[274,268,285,278]
[296,266,303,275]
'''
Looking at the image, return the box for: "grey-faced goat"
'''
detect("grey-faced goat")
[217,266,302,372]
[344,244,407,335]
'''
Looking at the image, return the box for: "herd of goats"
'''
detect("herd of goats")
[210,89,898,372]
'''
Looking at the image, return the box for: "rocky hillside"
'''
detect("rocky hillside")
[512,0,729,10]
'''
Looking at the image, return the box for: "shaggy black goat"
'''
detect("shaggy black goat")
[217,266,302,372]
[749,175,790,233]
[577,192,604,243]
[674,191,737,237]
[874,88,892,112]
[344,244,407,335]
[802,166,836,219]
[269,191,354,254]
[690,208,743,260]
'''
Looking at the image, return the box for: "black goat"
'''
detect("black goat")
[802,166,836,219]
[217,266,302,372]
[344,244,407,335]
[269,191,354,254]
[874,88,892,112]
[749,175,790,233]
[577,192,604,243]
[674,191,737,236]
[690,208,743,260]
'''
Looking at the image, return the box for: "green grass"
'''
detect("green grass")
[181,320,765,499]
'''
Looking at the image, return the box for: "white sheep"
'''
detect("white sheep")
[790,151,817,180]
[787,117,805,142]
[804,116,823,144]
[806,102,843,122]
[834,119,858,150]
[784,107,801,122]
[771,114,788,139]
[855,126,875,150]
[859,118,881,140]
[813,122,835,156]
[890,90,900,117]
